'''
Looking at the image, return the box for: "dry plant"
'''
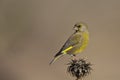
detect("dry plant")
[67,59,92,80]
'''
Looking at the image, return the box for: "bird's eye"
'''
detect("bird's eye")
[78,25,81,28]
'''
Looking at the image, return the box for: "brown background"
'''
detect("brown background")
[0,0,120,80]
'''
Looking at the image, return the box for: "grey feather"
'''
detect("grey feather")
[55,32,82,57]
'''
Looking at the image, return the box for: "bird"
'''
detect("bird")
[49,22,89,65]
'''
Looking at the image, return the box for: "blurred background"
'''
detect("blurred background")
[0,0,120,80]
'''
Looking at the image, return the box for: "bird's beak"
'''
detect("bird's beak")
[73,26,78,31]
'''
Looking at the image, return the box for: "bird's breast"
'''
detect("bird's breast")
[74,32,89,54]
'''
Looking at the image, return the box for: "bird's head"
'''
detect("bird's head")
[73,22,88,32]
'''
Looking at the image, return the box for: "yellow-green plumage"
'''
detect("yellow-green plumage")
[74,32,89,54]
[50,22,89,65]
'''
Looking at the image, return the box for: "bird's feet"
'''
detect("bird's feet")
[70,55,77,61]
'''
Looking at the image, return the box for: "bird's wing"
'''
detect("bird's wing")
[55,32,82,57]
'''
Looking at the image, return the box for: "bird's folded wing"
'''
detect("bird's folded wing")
[60,33,82,54]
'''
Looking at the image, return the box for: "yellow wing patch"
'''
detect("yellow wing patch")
[62,46,73,54]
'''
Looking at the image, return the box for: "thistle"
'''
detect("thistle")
[67,59,92,80]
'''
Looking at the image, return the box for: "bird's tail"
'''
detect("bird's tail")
[49,53,65,65]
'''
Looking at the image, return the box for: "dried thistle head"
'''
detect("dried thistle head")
[67,59,92,80]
